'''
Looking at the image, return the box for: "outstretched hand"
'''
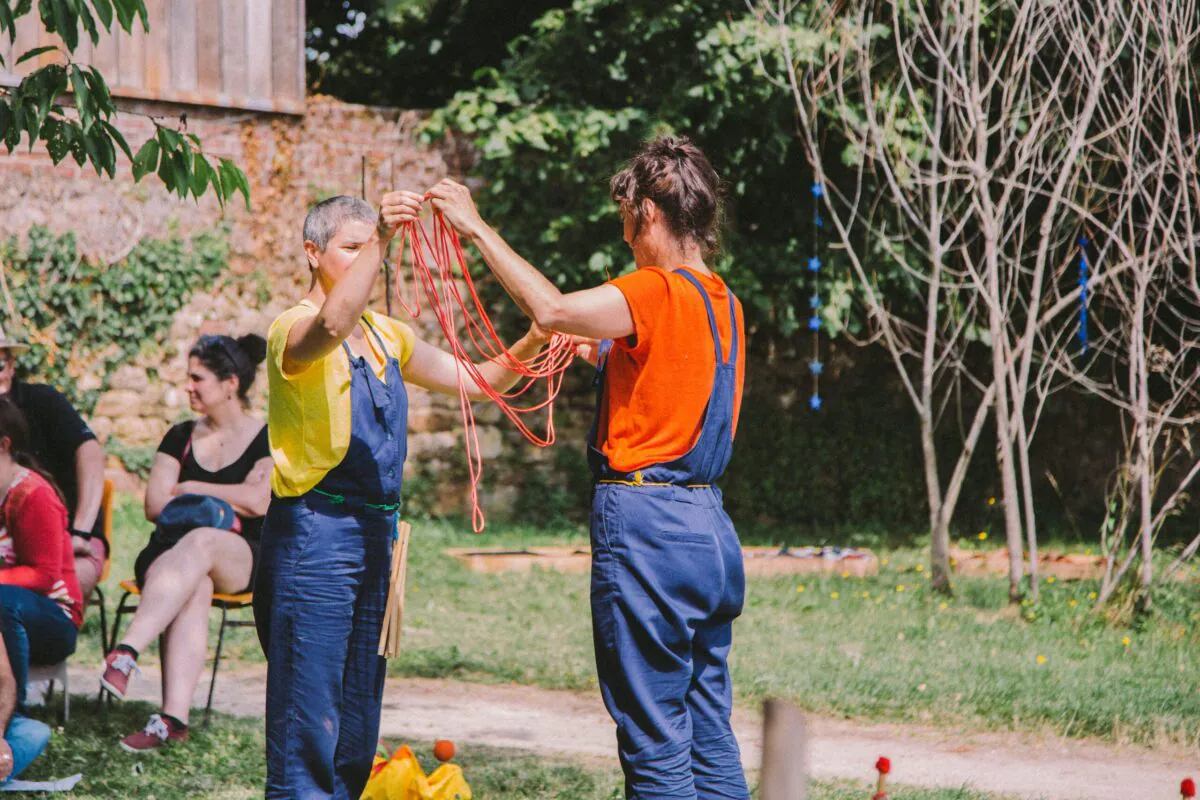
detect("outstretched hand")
[379,190,425,239]
[426,179,486,240]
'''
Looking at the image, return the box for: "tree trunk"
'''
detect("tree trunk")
[921,411,951,593]
[1015,413,1039,601]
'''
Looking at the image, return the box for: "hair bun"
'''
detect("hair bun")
[235,333,268,368]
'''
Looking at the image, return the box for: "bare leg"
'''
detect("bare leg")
[120,528,252,654]
[74,538,105,598]
[160,577,213,725]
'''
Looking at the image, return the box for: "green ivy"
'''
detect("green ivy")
[2,224,229,413]
[105,437,156,479]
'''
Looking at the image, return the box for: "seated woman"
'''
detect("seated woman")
[99,334,271,753]
[0,398,82,712]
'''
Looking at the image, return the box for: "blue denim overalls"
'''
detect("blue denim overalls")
[588,270,750,799]
[255,319,407,799]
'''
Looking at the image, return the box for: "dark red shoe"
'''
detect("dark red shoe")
[99,649,140,700]
[120,713,189,753]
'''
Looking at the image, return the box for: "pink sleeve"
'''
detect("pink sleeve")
[0,485,66,593]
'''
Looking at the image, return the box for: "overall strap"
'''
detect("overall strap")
[360,316,393,361]
[676,270,725,365]
[725,290,740,366]
[339,317,393,366]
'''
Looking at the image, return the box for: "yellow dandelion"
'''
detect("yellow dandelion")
[841,571,850,579]
[1088,591,1098,600]
[978,531,989,541]
[896,584,907,593]
[1046,576,1056,584]
[831,591,840,600]
[939,602,949,610]
[1036,655,1046,665]
[1068,599,1077,608]
[915,564,924,572]
[796,584,805,593]
[881,558,890,566]
[1121,636,1131,647]
[861,591,871,599]
[988,496,997,506]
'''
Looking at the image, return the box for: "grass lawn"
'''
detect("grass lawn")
[15,699,1014,799]
[83,499,1200,753]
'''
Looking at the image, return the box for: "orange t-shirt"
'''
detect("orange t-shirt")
[599,266,745,474]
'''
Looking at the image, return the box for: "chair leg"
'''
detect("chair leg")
[94,586,109,656]
[205,605,229,728]
[99,591,135,707]
[62,671,69,724]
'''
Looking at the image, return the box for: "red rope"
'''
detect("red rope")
[391,214,577,531]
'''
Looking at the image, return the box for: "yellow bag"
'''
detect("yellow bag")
[361,744,471,800]
[361,746,431,800]
[427,764,471,800]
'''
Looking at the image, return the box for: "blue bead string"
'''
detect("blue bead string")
[810,181,824,411]
[1077,236,1089,355]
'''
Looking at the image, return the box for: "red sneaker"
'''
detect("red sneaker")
[120,713,189,753]
[99,649,140,700]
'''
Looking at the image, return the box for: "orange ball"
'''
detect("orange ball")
[433,739,456,762]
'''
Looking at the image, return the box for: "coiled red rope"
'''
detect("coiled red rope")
[391,214,577,531]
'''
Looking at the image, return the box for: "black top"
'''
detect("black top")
[158,420,271,542]
[8,379,99,536]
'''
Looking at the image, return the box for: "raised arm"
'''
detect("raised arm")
[283,192,424,374]
[403,326,552,401]
[427,181,635,341]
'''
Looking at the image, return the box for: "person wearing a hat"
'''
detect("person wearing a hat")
[0,326,107,600]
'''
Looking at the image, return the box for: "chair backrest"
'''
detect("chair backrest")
[98,478,114,583]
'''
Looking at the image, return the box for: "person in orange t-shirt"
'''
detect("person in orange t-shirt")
[429,135,750,799]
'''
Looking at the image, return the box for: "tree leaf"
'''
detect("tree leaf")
[100,119,131,162]
[190,152,211,199]
[110,0,132,31]
[77,0,98,45]
[0,3,14,40]
[156,126,183,152]
[219,158,251,209]
[81,129,104,176]
[89,0,112,30]
[130,135,158,181]
[46,0,78,52]
[85,66,112,118]
[0,103,13,152]
[70,65,92,131]
[15,45,58,65]
[43,116,68,162]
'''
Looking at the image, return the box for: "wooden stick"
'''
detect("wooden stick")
[379,520,412,657]
[761,698,808,800]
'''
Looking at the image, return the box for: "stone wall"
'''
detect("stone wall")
[0,95,593,518]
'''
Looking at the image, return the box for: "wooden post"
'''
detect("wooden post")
[761,698,808,800]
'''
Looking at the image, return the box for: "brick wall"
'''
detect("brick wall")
[0,95,593,519]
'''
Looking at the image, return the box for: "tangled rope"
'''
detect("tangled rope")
[391,213,577,531]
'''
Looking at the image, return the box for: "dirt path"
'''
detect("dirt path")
[70,664,1196,800]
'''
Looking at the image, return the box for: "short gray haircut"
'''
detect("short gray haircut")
[302,195,376,251]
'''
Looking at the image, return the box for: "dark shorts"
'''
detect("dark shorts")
[134,531,259,595]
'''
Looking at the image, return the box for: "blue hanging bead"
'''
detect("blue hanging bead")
[811,182,824,198]
[808,315,822,331]
[809,295,821,310]
[814,213,825,228]
[810,394,823,411]
[808,256,822,272]
[1078,235,1088,248]
[809,360,824,376]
